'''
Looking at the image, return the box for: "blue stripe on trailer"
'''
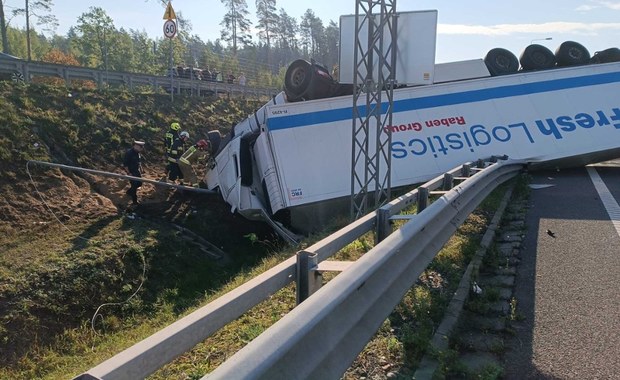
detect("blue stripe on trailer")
[267,71,620,131]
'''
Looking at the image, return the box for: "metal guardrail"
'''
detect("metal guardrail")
[0,56,277,98]
[74,157,524,380]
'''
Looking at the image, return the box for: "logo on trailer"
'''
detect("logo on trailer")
[289,188,303,199]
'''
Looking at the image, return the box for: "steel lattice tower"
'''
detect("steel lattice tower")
[350,0,397,220]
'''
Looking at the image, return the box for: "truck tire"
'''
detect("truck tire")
[284,59,334,102]
[590,47,620,64]
[555,41,590,67]
[519,44,556,71]
[484,48,519,76]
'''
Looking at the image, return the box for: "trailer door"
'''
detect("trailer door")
[215,138,242,212]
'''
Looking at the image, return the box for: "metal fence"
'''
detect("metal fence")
[0,56,278,99]
[74,157,524,380]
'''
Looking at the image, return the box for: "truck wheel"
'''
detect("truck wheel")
[590,47,620,64]
[284,59,334,101]
[519,44,556,71]
[555,41,590,67]
[284,60,313,101]
[11,71,24,85]
[484,48,519,76]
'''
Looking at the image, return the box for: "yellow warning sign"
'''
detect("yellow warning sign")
[163,2,176,20]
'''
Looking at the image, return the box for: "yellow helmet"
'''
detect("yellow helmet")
[170,122,181,131]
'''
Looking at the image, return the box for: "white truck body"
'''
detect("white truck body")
[338,10,438,85]
[205,60,620,231]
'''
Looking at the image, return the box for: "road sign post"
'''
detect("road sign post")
[163,2,177,102]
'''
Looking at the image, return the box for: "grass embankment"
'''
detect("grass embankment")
[0,81,521,379]
[0,82,282,378]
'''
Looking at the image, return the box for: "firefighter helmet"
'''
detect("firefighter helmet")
[180,131,190,139]
[170,122,181,131]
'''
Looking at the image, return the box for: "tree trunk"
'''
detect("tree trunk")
[0,0,10,53]
[26,0,31,60]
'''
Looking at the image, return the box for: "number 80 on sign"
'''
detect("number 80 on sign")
[163,19,177,39]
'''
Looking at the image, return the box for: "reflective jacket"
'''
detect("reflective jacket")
[164,129,179,156]
[167,138,186,162]
[179,145,208,165]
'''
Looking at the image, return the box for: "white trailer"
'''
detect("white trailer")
[205,52,620,235]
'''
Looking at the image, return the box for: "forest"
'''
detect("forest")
[0,0,341,88]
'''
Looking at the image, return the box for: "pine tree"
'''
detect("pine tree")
[220,0,253,53]
[12,0,58,60]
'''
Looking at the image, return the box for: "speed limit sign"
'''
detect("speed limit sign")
[163,19,177,39]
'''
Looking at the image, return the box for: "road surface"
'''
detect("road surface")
[503,159,620,379]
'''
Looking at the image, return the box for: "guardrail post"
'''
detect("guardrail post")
[417,187,429,212]
[296,251,322,304]
[22,63,30,83]
[376,207,391,243]
[442,173,454,190]
[461,164,471,177]
[62,67,69,86]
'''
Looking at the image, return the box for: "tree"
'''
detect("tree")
[12,0,58,60]
[323,20,339,70]
[0,0,9,53]
[73,7,115,68]
[273,7,298,66]
[129,29,157,74]
[220,0,252,53]
[300,9,324,59]
[256,0,277,66]
[256,0,276,48]
[37,48,97,87]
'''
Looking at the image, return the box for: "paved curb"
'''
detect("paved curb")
[413,183,517,379]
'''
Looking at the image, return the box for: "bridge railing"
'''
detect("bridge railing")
[74,156,524,380]
[0,56,278,98]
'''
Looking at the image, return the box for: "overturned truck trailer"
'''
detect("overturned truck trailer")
[204,17,620,234]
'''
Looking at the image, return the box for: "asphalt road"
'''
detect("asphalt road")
[503,159,620,380]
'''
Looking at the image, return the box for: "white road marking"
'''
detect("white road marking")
[587,167,620,238]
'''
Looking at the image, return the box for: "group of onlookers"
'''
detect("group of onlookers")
[169,65,246,85]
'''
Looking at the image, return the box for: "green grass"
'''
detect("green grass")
[0,184,514,379]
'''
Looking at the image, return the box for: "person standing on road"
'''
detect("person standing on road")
[168,130,190,183]
[123,140,145,205]
[178,139,210,187]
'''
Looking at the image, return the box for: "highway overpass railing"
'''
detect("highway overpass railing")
[0,55,278,98]
[74,156,524,380]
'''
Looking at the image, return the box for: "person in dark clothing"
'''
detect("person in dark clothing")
[168,130,189,183]
[123,140,145,204]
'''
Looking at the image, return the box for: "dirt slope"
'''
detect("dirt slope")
[0,82,279,369]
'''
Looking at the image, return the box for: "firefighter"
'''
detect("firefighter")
[123,140,145,204]
[178,139,210,187]
[168,130,190,183]
[165,122,181,157]
[164,122,181,179]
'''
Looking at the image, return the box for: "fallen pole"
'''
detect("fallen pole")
[27,160,217,195]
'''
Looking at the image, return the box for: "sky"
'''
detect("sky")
[5,0,620,63]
